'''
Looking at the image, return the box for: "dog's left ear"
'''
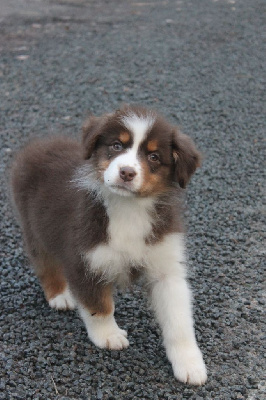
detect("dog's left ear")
[172,129,202,188]
[82,114,110,159]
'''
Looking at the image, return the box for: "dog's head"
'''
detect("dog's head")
[82,105,201,197]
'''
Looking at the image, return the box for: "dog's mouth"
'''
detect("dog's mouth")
[109,184,137,196]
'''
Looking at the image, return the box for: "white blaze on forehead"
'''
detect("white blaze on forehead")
[121,113,155,149]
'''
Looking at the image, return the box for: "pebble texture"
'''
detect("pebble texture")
[0,0,265,399]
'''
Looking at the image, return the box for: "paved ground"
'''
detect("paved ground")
[0,0,265,399]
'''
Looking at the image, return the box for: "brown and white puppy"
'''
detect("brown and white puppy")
[11,105,207,385]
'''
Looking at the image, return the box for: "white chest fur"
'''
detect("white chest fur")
[84,195,155,284]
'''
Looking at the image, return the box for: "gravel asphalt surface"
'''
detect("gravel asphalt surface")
[1,0,265,399]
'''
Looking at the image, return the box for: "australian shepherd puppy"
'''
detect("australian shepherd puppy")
[11,105,207,385]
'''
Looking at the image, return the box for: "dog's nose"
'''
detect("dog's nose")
[119,167,136,182]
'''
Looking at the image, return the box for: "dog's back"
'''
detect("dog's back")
[11,137,81,216]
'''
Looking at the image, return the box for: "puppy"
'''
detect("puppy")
[11,105,207,385]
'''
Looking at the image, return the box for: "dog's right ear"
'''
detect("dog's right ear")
[172,129,202,189]
[82,115,106,159]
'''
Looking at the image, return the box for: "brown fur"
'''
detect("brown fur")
[11,105,201,316]
[88,284,114,316]
[11,137,110,314]
[172,130,201,188]
[38,260,67,302]
[139,160,171,197]
[146,191,184,245]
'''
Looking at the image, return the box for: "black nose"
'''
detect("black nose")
[119,167,136,182]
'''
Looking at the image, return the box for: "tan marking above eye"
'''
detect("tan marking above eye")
[119,131,130,144]
[147,139,158,152]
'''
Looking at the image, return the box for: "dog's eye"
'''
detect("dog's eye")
[111,141,123,151]
[148,153,160,162]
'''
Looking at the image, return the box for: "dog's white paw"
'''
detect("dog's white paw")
[168,343,207,385]
[106,330,129,350]
[48,288,76,310]
[94,327,129,350]
[79,308,129,350]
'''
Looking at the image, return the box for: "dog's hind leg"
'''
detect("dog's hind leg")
[26,241,75,310]
[36,253,76,310]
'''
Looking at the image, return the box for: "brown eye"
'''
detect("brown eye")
[111,141,123,151]
[148,153,160,162]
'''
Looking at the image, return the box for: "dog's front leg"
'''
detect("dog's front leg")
[67,266,129,350]
[147,234,207,385]
[79,306,129,351]
[77,280,129,350]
